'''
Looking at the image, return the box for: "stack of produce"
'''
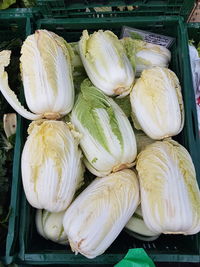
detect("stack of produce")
[0,28,199,259]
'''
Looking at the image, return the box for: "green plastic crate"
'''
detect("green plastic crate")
[15,15,200,265]
[0,15,32,265]
[36,0,195,19]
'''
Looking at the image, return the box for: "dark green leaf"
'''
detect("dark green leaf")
[0,0,16,10]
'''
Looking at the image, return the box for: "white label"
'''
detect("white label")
[121,26,175,48]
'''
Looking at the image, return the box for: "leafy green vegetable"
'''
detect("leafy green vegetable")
[188,39,195,46]
[130,32,144,40]
[74,79,123,153]
[0,0,36,9]
[19,0,35,7]
[73,72,87,96]
[0,0,16,9]
[114,95,132,118]
[71,79,137,177]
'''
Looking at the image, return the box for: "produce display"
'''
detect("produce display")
[0,28,200,260]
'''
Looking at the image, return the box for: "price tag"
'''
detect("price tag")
[121,26,175,48]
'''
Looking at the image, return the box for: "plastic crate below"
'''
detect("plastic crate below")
[0,16,32,265]
[36,0,195,20]
[16,15,200,265]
